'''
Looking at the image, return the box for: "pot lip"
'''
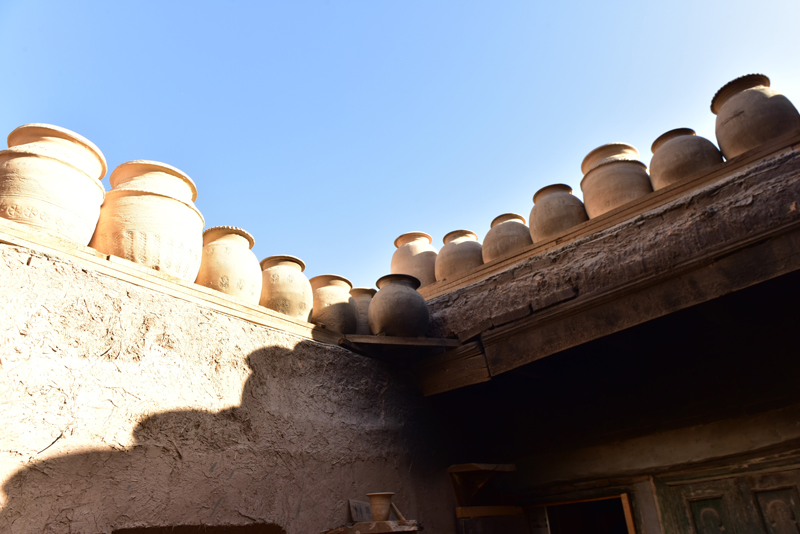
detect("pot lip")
[0,146,108,196]
[579,158,647,190]
[443,229,478,244]
[309,274,353,290]
[710,73,770,115]
[651,128,696,154]
[490,213,526,228]
[366,492,396,497]
[350,287,377,297]
[7,123,108,180]
[375,273,421,290]
[394,231,432,248]
[260,254,306,272]
[533,183,573,204]
[104,187,205,225]
[203,225,255,249]
[110,160,198,202]
[581,142,639,175]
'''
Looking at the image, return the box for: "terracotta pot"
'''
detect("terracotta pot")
[482,213,533,263]
[529,184,588,242]
[350,287,377,335]
[259,255,313,321]
[711,74,800,160]
[390,231,438,287]
[366,493,395,522]
[89,160,204,281]
[649,128,723,190]
[195,226,261,304]
[309,274,358,334]
[435,230,483,282]
[580,143,653,218]
[0,123,107,244]
[368,274,429,337]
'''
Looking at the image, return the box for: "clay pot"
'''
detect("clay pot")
[391,232,438,287]
[195,226,262,304]
[309,274,358,334]
[259,255,313,321]
[529,184,588,242]
[89,160,204,281]
[0,123,107,244]
[350,287,377,335]
[580,143,653,218]
[482,213,533,263]
[435,230,483,282]
[368,274,429,337]
[711,74,800,160]
[649,128,724,190]
[367,493,395,522]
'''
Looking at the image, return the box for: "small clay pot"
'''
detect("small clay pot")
[350,287,377,335]
[366,493,395,522]
[649,128,723,190]
[195,226,262,304]
[309,274,358,334]
[711,74,800,160]
[390,232,437,287]
[580,143,653,218]
[0,123,107,244]
[435,230,483,282]
[482,214,533,263]
[89,161,204,281]
[259,255,313,321]
[368,274,429,337]
[529,184,588,242]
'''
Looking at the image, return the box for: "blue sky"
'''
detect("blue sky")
[1,0,799,288]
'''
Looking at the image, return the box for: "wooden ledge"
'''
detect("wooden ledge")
[342,335,461,347]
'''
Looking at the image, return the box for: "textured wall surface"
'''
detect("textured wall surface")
[0,245,455,534]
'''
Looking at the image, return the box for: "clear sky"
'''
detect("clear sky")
[1,0,798,289]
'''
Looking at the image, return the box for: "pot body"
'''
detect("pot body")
[649,129,723,190]
[89,161,204,281]
[368,275,429,337]
[482,214,533,263]
[310,275,358,334]
[0,123,107,244]
[529,184,588,242]
[350,288,376,335]
[390,232,437,287]
[260,256,313,321]
[367,493,395,522]
[580,144,653,219]
[435,230,483,282]
[196,227,261,304]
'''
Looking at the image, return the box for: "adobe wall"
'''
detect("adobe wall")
[0,244,456,534]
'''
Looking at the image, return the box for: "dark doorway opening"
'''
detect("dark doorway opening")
[545,497,631,534]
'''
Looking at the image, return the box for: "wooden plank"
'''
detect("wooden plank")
[456,506,524,518]
[413,342,490,396]
[621,493,637,534]
[342,335,461,347]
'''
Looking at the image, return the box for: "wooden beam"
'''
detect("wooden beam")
[342,335,461,347]
[455,506,524,518]
[413,342,489,396]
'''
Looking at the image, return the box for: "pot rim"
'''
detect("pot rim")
[651,128,696,154]
[533,183,573,204]
[203,225,255,249]
[375,273,421,290]
[394,231,432,248]
[350,287,377,297]
[104,187,205,225]
[490,213,526,228]
[110,160,198,202]
[0,147,107,196]
[710,73,770,115]
[260,254,306,272]
[443,229,478,244]
[581,142,639,175]
[7,123,108,181]
[579,158,648,190]
[309,274,353,290]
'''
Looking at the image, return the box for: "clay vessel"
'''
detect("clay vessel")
[711,74,800,159]
[366,493,395,522]
[259,255,313,321]
[368,274,429,337]
[309,274,358,334]
[435,230,483,282]
[89,160,204,281]
[649,128,723,190]
[529,184,588,242]
[580,143,653,218]
[482,213,533,263]
[195,226,261,304]
[391,231,438,287]
[0,123,107,244]
[350,287,377,335]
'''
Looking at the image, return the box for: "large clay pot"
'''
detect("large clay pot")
[711,74,800,160]
[482,213,533,263]
[89,160,204,281]
[529,184,588,242]
[195,226,262,304]
[580,143,653,218]
[367,493,395,522]
[391,231,438,287]
[0,123,107,244]
[435,230,483,282]
[350,287,376,335]
[649,128,724,190]
[259,255,313,321]
[309,274,358,334]
[368,274,429,337]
